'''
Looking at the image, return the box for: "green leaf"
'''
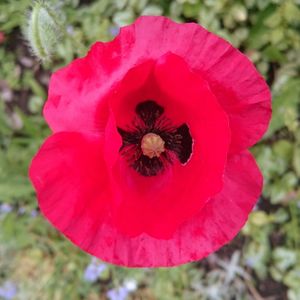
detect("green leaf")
[293,145,300,176]
[113,10,135,26]
[141,5,163,16]
[263,45,285,62]
[273,248,297,272]
[247,3,276,49]
[267,77,300,136]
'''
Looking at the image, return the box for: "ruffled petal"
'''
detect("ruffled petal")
[83,150,262,267]
[29,132,111,245]
[30,110,262,267]
[35,16,269,267]
[45,16,270,152]
[125,16,271,152]
[106,53,230,239]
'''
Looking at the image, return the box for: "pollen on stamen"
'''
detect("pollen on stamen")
[141,133,165,159]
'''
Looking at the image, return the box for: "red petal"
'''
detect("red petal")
[34,16,269,267]
[43,45,113,133]
[29,132,111,244]
[128,16,271,152]
[30,136,262,266]
[44,16,270,151]
[82,151,262,267]
[106,53,230,238]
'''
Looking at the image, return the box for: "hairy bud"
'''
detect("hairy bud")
[24,1,62,62]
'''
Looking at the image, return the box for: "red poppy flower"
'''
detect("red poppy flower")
[29,16,271,267]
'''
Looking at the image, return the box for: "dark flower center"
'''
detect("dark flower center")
[117,100,193,176]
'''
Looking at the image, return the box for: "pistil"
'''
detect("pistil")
[141,133,165,158]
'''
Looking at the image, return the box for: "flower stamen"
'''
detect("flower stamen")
[118,100,193,176]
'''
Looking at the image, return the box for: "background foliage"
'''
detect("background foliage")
[0,0,300,299]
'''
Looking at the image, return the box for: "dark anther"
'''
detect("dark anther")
[117,127,141,149]
[165,124,193,164]
[135,100,164,128]
[133,155,164,177]
[118,100,193,176]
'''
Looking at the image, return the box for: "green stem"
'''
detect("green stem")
[289,201,299,249]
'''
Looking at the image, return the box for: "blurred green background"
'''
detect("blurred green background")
[0,0,300,299]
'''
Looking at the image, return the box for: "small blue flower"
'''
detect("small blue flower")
[83,258,107,283]
[245,256,258,268]
[107,287,129,300]
[107,279,137,300]
[0,204,12,216]
[30,209,38,218]
[123,279,137,292]
[109,26,120,37]
[67,25,74,35]
[0,281,17,300]
[18,207,26,215]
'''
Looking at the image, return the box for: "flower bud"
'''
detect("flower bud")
[25,1,62,62]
